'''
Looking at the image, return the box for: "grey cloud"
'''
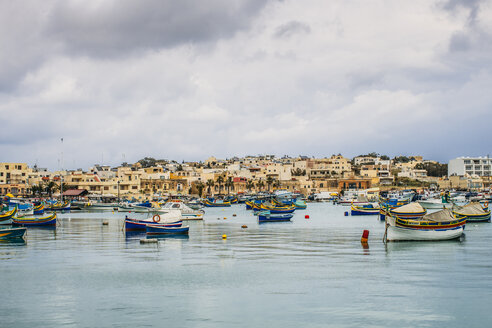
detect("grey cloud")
[45,0,269,58]
[442,0,482,25]
[274,21,311,39]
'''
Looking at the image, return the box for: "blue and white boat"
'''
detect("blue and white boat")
[124,212,183,231]
[258,210,294,222]
[146,224,189,235]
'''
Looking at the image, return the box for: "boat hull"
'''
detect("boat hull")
[258,213,294,222]
[12,213,57,226]
[386,225,464,242]
[124,218,182,231]
[146,225,189,235]
[0,227,27,240]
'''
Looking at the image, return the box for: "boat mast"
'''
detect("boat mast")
[60,137,64,203]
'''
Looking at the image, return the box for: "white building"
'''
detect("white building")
[448,157,492,177]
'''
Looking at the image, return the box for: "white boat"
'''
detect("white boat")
[154,201,204,220]
[385,209,465,242]
[313,191,337,202]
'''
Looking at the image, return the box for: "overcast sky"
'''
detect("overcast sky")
[0,0,491,170]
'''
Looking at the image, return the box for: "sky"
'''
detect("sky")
[0,0,491,170]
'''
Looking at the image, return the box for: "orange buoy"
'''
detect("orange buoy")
[241,225,247,228]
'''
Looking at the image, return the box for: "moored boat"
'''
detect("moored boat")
[385,209,465,242]
[202,199,231,207]
[0,207,18,225]
[0,227,27,240]
[146,224,189,235]
[124,212,183,231]
[350,204,379,215]
[33,203,45,215]
[13,213,57,226]
[154,201,204,220]
[257,210,294,222]
[453,202,491,222]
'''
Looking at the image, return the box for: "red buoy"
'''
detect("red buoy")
[361,230,369,243]
[305,215,310,219]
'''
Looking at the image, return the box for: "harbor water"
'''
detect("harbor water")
[1,203,492,327]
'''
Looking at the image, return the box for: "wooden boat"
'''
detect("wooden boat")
[260,202,296,214]
[379,202,426,221]
[33,203,45,215]
[0,227,27,240]
[258,210,294,222]
[146,224,189,235]
[293,199,307,210]
[350,204,379,215]
[154,201,204,220]
[385,209,465,242]
[0,207,18,225]
[124,213,183,231]
[202,199,231,207]
[13,213,57,226]
[49,201,71,211]
[453,202,491,222]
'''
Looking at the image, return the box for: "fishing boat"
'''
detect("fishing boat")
[453,202,491,222]
[338,194,371,206]
[0,227,27,240]
[260,202,296,214]
[257,210,294,222]
[154,201,204,220]
[384,209,465,242]
[246,200,263,210]
[383,202,427,221]
[13,213,57,226]
[293,199,307,209]
[418,193,468,209]
[0,207,18,225]
[146,224,189,235]
[350,203,379,215]
[124,212,183,231]
[33,203,45,215]
[49,201,71,211]
[202,199,231,207]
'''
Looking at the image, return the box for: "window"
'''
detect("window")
[132,186,137,189]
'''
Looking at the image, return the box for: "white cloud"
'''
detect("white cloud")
[0,0,490,169]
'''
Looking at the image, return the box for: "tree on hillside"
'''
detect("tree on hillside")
[138,157,157,168]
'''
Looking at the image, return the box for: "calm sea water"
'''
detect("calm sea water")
[1,203,491,328]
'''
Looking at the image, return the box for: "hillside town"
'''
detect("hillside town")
[1,154,490,200]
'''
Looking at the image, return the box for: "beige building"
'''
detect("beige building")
[0,163,31,196]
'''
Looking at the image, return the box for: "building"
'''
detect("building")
[448,157,492,177]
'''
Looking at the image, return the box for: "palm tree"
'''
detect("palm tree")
[225,177,234,195]
[256,180,265,192]
[206,179,215,196]
[196,182,205,198]
[273,179,281,189]
[266,176,274,192]
[44,181,59,198]
[216,175,224,195]
[246,180,255,192]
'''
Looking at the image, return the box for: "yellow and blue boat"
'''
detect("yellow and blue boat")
[202,199,231,207]
[0,207,18,225]
[453,202,490,222]
[385,209,466,242]
[13,213,57,226]
[350,204,379,215]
